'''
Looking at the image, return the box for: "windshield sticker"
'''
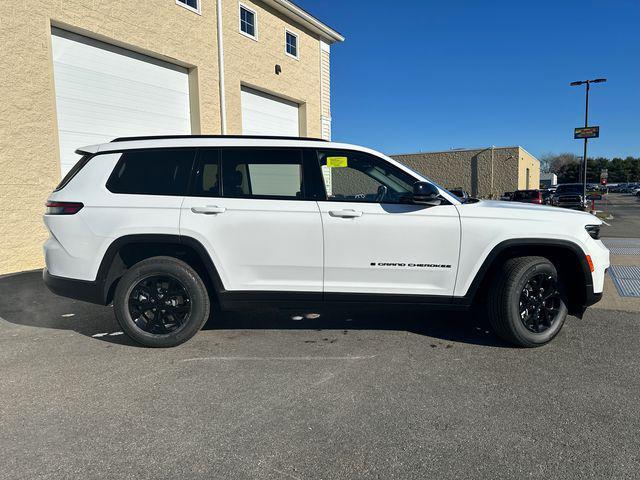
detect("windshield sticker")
[326,156,348,168]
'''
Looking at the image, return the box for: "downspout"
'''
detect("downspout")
[490,145,495,199]
[216,0,228,134]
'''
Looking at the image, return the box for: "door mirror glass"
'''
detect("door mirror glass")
[413,182,441,206]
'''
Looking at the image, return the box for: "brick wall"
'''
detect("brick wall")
[392,147,540,198]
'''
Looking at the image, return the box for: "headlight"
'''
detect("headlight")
[585,225,600,240]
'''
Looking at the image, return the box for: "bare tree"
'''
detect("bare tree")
[539,153,580,173]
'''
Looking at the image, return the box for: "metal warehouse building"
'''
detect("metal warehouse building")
[392,146,541,199]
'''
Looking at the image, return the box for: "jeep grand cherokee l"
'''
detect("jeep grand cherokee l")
[43,136,609,348]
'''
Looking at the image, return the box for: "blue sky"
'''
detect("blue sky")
[297,0,640,159]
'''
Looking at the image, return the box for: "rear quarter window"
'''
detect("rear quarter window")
[106,149,196,196]
[55,154,93,191]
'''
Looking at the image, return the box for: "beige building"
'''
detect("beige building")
[0,0,343,275]
[392,146,541,199]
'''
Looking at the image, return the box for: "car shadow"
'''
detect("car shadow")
[0,271,508,348]
[202,306,507,347]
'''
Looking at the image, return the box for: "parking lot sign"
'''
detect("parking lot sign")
[574,126,600,139]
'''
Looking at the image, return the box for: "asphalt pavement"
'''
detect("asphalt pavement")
[1,195,639,479]
[600,192,640,238]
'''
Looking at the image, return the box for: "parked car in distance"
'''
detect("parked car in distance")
[620,183,640,193]
[541,189,555,205]
[43,135,609,349]
[448,188,470,202]
[552,183,586,210]
[500,191,514,201]
[512,189,543,205]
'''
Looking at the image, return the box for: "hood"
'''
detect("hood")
[457,199,601,225]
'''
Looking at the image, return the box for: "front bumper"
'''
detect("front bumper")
[584,290,603,307]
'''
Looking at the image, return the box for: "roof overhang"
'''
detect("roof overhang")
[262,0,344,44]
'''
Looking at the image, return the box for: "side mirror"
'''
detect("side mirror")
[413,182,441,206]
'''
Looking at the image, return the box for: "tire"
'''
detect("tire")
[113,256,210,348]
[487,256,568,347]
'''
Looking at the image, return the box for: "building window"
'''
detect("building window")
[239,4,257,39]
[285,30,298,58]
[176,0,200,14]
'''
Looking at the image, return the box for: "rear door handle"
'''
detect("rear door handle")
[191,205,226,215]
[329,209,363,218]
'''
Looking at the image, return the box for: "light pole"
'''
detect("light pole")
[570,78,606,205]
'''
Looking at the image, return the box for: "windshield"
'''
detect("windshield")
[555,184,582,194]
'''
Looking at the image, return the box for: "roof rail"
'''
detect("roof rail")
[111,135,328,143]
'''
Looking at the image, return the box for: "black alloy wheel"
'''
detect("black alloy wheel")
[128,275,192,335]
[487,256,568,347]
[518,273,562,333]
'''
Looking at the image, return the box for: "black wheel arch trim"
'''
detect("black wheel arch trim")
[98,234,227,305]
[43,234,228,306]
[458,238,596,313]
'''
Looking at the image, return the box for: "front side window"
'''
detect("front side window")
[222,148,303,199]
[107,149,196,196]
[286,31,298,58]
[240,4,256,38]
[317,150,418,204]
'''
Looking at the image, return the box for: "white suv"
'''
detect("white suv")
[43,136,609,348]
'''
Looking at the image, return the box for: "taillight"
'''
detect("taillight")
[45,201,84,215]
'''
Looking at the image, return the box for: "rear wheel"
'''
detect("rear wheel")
[487,256,567,347]
[113,256,210,347]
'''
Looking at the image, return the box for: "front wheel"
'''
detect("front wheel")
[113,256,210,348]
[487,256,568,347]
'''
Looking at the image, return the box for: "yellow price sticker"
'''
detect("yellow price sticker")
[326,156,348,168]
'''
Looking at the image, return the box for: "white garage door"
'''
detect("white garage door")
[241,87,300,137]
[51,28,191,176]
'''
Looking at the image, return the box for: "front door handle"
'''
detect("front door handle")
[329,209,363,218]
[191,205,227,215]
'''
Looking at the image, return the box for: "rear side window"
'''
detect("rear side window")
[55,154,92,191]
[107,149,196,196]
[221,148,303,199]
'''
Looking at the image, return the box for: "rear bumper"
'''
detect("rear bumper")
[43,269,107,305]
